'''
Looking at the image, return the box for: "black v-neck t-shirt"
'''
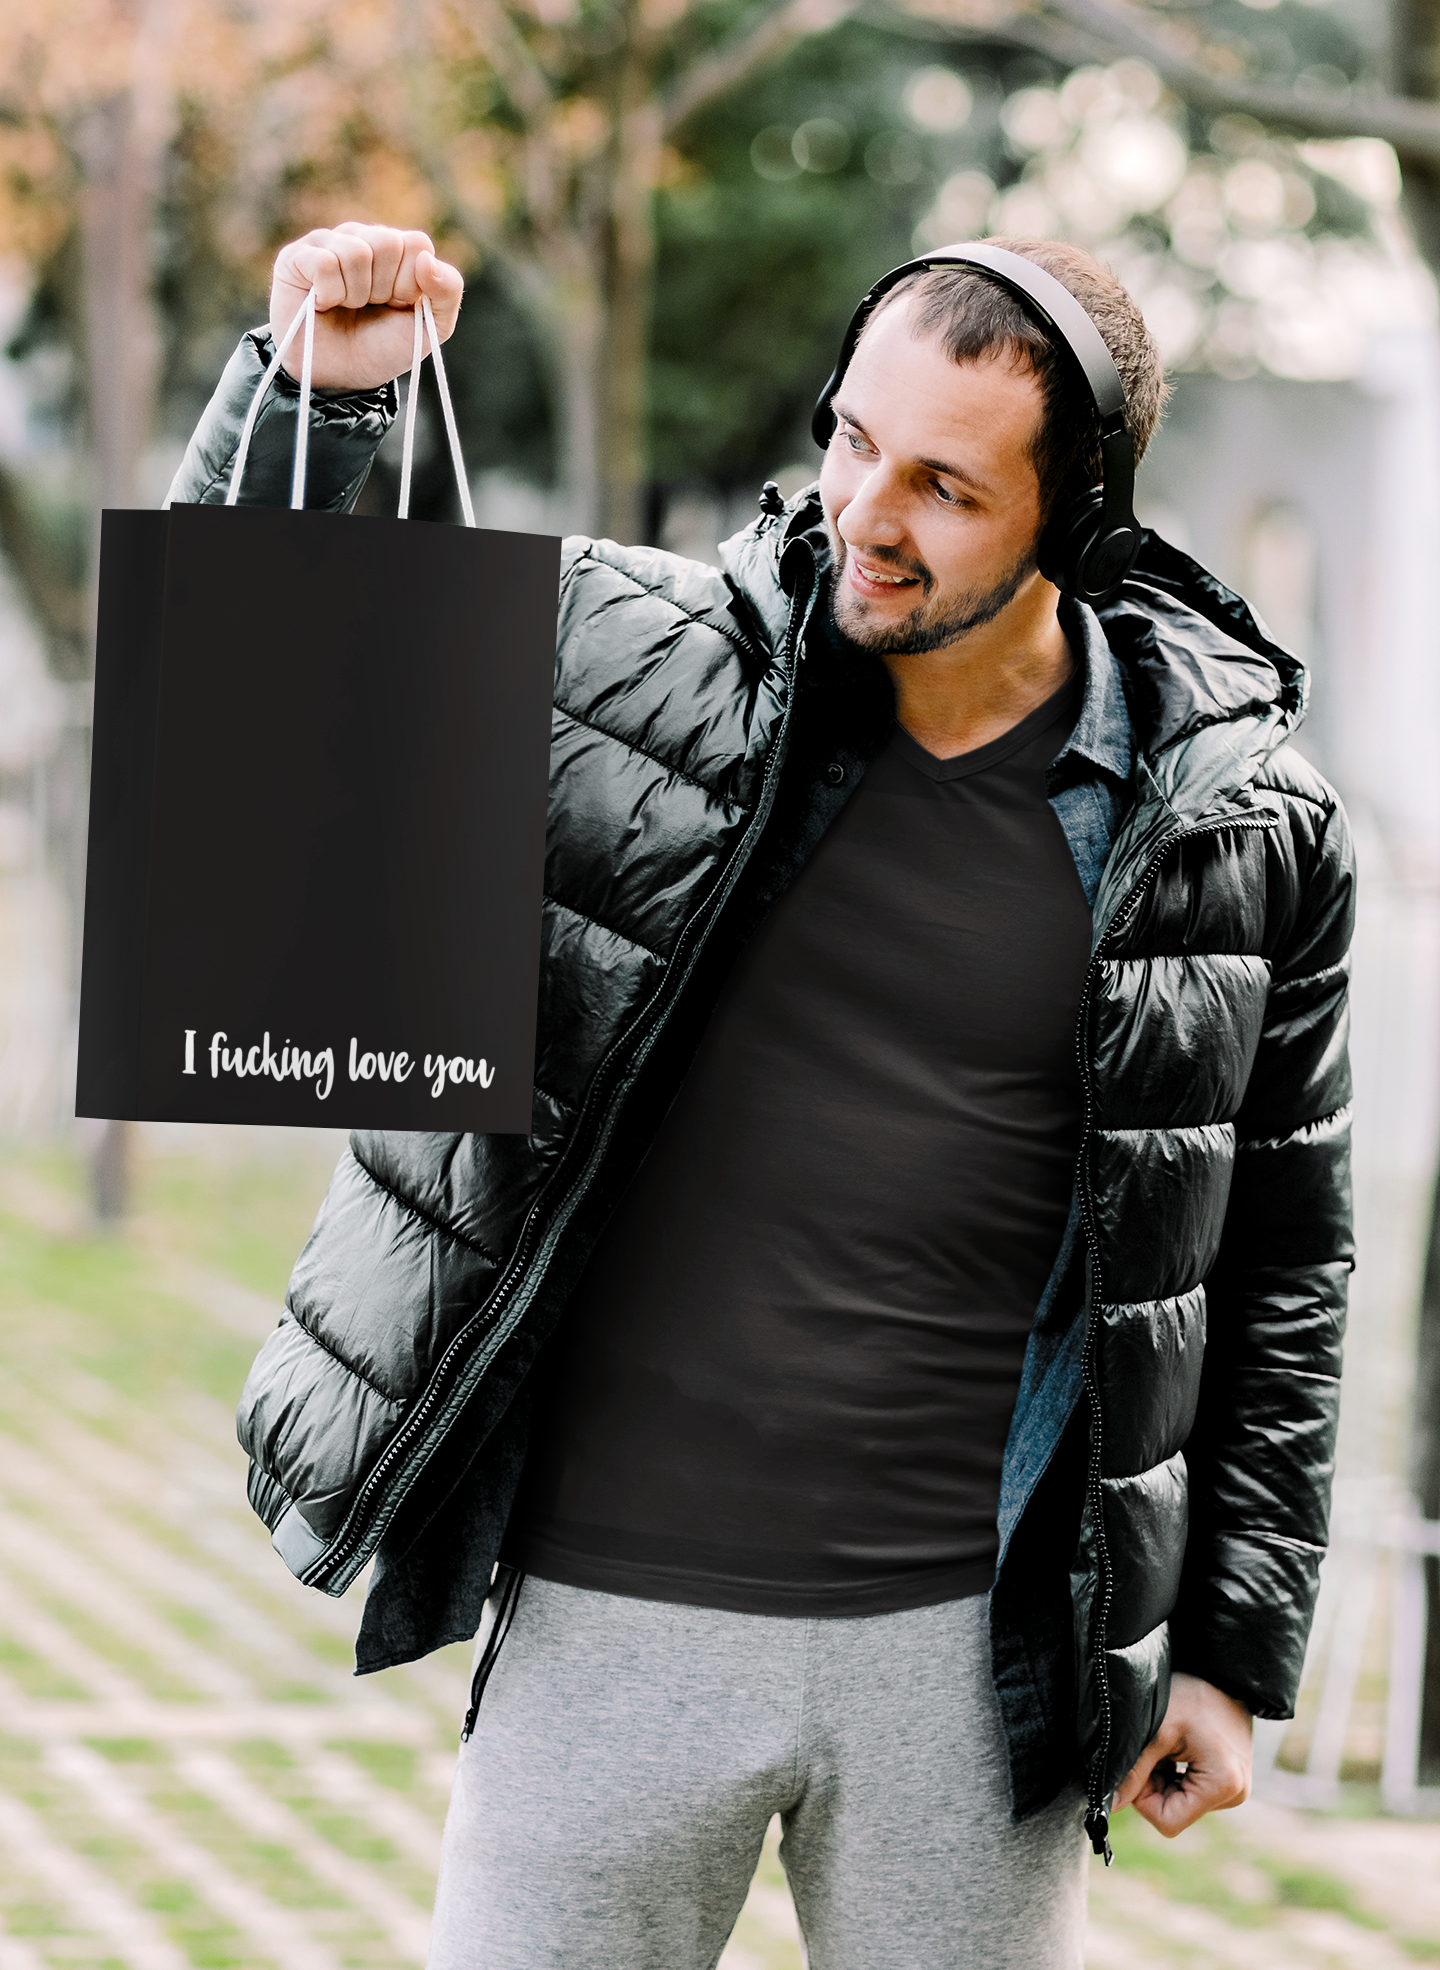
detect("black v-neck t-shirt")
[505,675,1094,1617]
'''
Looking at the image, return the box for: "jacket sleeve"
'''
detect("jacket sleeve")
[1173,788,1356,1719]
[165,329,396,512]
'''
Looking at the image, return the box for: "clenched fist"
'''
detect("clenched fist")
[1112,1671,1253,1837]
[270,223,465,392]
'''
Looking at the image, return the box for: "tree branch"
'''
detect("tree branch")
[662,0,866,135]
[446,0,555,124]
[1035,0,1440,164]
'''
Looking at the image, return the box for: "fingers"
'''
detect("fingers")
[272,225,455,316]
[1135,1769,1207,1838]
[335,222,445,308]
[416,249,464,345]
[1112,1722,1180,1813]
[273,229,371,316]
[335,221,405,303]
[1132,1749,1250,1838]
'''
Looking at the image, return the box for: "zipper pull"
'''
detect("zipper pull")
[460,1699,479,1744]
[1084,1803,1113,1865]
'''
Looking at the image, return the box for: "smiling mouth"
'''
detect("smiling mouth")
[850,554,922,589]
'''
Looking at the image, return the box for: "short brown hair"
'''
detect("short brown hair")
[868,237,1168,515]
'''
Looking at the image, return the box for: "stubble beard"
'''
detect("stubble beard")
[826,532,1035,659]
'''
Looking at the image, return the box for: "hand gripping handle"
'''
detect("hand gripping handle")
[210,286,474,524]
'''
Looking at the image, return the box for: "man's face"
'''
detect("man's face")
[819,298,1051,657]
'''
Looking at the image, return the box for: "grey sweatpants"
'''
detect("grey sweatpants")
[428,1576,1087,1969]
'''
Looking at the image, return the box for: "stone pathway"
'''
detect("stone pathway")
[0,1135,1435,1969]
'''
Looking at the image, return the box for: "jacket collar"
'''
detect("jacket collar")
[717,497,814,670]
[1089,532,1307,929]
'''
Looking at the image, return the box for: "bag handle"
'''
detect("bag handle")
[213,286,475,525]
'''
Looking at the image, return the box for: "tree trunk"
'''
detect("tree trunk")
[596,18,661,545]
[545,255,607,536]
[74,92,162,511]
[71,86,163,1218]
[529,21,661,544]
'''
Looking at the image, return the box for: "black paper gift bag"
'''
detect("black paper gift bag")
[76,292,558,1133]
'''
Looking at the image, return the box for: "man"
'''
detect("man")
[171,222,1353,1967]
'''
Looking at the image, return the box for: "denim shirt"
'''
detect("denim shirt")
[998,601,1133,1558]
[984,600,1136,1813]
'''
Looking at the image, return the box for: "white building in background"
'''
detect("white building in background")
[1138,331,1440,864]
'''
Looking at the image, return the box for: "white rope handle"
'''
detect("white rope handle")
[397,299,424,520]
[290,287,316,510]
[221,287,317,509]
[422,293,476,528]
[218,287,474,525]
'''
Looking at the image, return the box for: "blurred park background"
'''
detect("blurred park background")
[4,0,1440,1961]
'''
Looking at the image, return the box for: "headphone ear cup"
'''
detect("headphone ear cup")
[1036,489,1100,595]
[1037,487,1140,604]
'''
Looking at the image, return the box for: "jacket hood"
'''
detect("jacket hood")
[1098,528,1307,767]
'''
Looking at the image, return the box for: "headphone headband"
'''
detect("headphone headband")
[810,241,1141,601]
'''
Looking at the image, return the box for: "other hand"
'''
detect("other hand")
[1111,1671,1252,1837]
[269,223,464,392]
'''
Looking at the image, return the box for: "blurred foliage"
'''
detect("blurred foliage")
[651,22,937,485]
[648,4,1425,495]
[0,0,1430,554]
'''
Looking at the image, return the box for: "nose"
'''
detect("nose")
[836,456,907,554]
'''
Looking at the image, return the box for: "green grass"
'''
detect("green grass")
[235,1738,295,1769]
[0,1733,258,1968]
[86,1737,166,1763]
[0,1134,338,1411]
[139,1879,253,1970]
[331,1741,420,1794]
[233,1740,437,1904]
[1100,1802,1440,1961]
[1262,1858,1383,1926]
[137,1138,340,1300]
[0,1135,423,1966]
[0,1632,88,1700]
[29,1586,203,1701]
[1107,1810,1267,1924]
[0,1209,254,1409]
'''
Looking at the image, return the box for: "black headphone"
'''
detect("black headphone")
[811,241,1142,606]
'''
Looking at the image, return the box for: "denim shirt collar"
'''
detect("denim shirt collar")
[1044,599,1135,910]
[1050,596,1134,793]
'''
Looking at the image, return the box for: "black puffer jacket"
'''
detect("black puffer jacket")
[172,333,1353,1830]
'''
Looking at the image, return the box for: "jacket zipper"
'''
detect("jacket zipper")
[1074,807,1276,1863]
[308,556,817,1595]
